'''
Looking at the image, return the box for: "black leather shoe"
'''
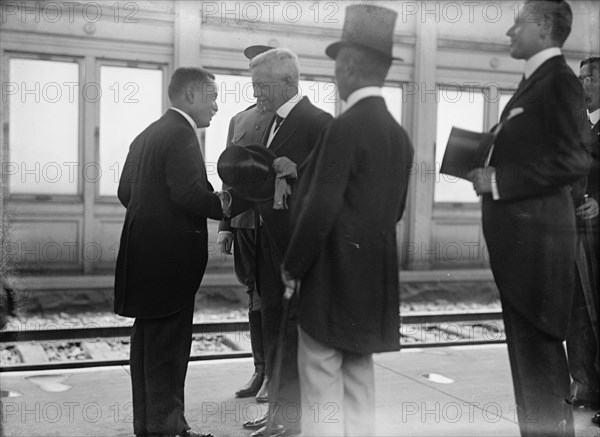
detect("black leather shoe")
[592,412,600,426]
[178,429,213,437]
[243,412,268,429]
[255,377,268,403]
[236,371,265,398]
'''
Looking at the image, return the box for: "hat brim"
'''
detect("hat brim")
[325,41,404,62]
[244,45,275,60]
[218,145,277,202]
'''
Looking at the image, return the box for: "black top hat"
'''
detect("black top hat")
[218,145,277,202]
[244,45,275,60]
[326,4,402,62]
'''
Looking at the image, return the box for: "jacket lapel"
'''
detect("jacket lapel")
[501,56,564,120]
[268,97,310,153]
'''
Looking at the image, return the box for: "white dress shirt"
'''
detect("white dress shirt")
[589,108,600,126]
[266,93,302,147]
[342,87,383,113]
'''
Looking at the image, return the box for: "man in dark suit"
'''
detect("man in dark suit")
[570,56,600,425]
[230,48,332,437]
[281,5,414,436]
[218,46,274,405]
[114,67,229,437]
[469,1,590,434]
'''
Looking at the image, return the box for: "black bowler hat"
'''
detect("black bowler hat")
[244,45,275,60]
[218,145,277,202]
[325,4,403,62]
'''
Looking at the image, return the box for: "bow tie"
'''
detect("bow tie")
[273,114,285,132]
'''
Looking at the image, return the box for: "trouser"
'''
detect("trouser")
[297,327,375,437]
[234,227,265,374]
[502,302,574,437]
[130,304,194,436]
[257,226,301,432]
[566,267,600,404]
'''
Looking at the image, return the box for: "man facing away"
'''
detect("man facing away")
[469,1,590,435]
[282,5,414,436]
[114,67,229,437]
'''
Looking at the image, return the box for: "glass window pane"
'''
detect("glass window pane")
[99,66,163,196]
[498,92,514,119]
[382,85,403,124]
[299,80,337,117]
[8,59,79,195]
[204,74,256,191]
[435,85,485,203]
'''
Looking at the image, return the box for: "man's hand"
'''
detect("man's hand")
[217,231,233,255]
[468,167,495,195]
[281,268,298,293]
[576,196,599,220]
[216,191,232,218]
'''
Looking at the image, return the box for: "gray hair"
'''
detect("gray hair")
[249,48,300,83]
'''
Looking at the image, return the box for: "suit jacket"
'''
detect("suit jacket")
[482,56,590,339]
[283,96,414,354]
[219,105,274,232]
[114,110,223,318]
[231,96,332,256]
[586,120,600,203]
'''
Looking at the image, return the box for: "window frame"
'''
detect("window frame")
[94,59,169,202]
[4,52,85,202]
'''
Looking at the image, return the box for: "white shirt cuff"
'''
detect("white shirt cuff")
[490,169,500,200]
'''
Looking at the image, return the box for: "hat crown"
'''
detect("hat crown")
[326,4,399,60]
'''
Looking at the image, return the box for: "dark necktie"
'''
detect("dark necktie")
[273,114,284,132]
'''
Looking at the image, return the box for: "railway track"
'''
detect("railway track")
[0,310,504,372]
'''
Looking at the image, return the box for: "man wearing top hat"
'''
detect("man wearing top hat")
[281,5,414,436]
[223,47,332,437]
[217,45,274,406]
[468,1,590,434]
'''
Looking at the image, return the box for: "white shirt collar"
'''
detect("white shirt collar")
[589,108,600,126]
[275,93,302,119]
[342,87,382,113]
[170,107,197,130]
[524,47,561,79]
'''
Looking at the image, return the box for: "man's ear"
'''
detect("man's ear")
[183,86,195,103]
[539,17,553,41]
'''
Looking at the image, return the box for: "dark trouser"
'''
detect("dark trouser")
[130,304,194,436]
[502,302,574,437]
[234,227,265,375]
[257,226,300,432]
[566,270,600,404]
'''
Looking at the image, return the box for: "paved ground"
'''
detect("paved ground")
[1,344,598,436]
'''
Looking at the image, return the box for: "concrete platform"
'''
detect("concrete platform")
[1,344,598,436]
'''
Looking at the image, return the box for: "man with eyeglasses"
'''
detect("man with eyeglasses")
[569,55,600,426]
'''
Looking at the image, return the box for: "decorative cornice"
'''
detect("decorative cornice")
[201,18,417,46]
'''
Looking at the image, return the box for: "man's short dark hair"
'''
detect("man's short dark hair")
[580,57,600,73]
[525,0,572,46]
[168,67,215,101]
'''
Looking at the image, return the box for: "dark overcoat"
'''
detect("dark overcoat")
[482,56,590,340]
[283,96,414,354]
[114,109,223,318]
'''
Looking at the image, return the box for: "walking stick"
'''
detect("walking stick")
[266,283,297,436]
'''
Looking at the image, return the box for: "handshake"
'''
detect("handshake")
[216,190,232,218]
